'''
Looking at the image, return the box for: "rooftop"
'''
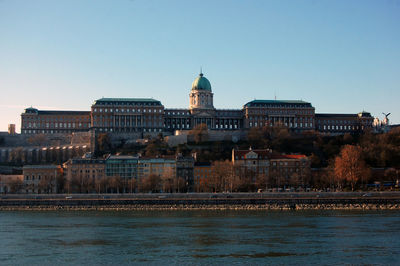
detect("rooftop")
[316,113,358,118]
[23,108,90,115]
[38,110,90,115]
[107,155,139,160]
[233,149,307,160]
[244,99,312,108]
[23,165,61,169]
[93,98,162,106]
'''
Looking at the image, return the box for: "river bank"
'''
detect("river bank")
[1,193,400,210]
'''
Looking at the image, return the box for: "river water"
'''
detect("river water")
[0,210,399,265]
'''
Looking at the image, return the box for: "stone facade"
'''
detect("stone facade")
[193,162,213,192]
[21,108,90,135]
[315,112,374,134]
[105,155,139,179]
[63,158,106,188]
[243,100,315,132]
[232,148,310,181]
[22,165,63,193]
[91,98,164,134]
[20,72,374,137]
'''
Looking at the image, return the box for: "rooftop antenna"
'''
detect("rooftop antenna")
[274,90,276,100]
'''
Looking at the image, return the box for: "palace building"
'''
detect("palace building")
[90,98,164,134]
[21,108,90,135]
[20,72,374,136]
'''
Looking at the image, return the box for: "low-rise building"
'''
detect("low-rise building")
[232,148,271,182]
[23,165,63,193]
[269,154,310,180]
[105,155,139,179]
[137,157,176,180]
[193,162,213,192]
[63,158,106,183]
[232,148,310,184]
[176,155,195,191]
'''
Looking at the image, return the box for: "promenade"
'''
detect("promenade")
[1,192,400,210]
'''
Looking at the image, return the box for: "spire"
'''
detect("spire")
[200,66,203,77]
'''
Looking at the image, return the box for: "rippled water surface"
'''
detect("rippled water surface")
[1,210,400,265]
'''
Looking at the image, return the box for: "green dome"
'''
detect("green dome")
[191,73,212,91]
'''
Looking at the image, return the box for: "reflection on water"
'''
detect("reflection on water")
[0,210,400,265]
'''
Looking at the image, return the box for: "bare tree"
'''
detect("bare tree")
[210,160,232,192]
[38,175,54,194]
[9,178,23,193]
[27,134,49,146]
[141,174,161,193]
[334,145,371,191]
[190,124,209,143]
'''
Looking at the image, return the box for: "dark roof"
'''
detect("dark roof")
[37,110,90,115]
[93,98,162,106]
[23,165,61,169]
[244,100,312,108]
[233,149,307,160]
[69,159,105,164]
[107,155,139,160]
[315,113,358,118]
[233,149,272,159]
[271,154,307,160]
[24,107,38,114]
[358,111,372,117]
[23,107,90,115]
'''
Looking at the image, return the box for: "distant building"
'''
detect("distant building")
[315,111,374,134]
[269,154,310,180]
[105,155,139,179]
[137,157,176,180]
[243,100,315,132]
[63,158,106,186]
[103,155,193,189]
[22,165,63,193]
[91,98,164,134]
[20,72,375,137]
[8,124,16,135]
[193,162,213,192]
[176,155,195,191]
[21,107,90,135]
[232,148,271,182]
[232,148,310,182]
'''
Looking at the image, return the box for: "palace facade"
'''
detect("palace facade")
[21,72,374,136]
[21,108,90,135]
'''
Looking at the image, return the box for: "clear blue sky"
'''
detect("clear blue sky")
[1,0,399,132]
